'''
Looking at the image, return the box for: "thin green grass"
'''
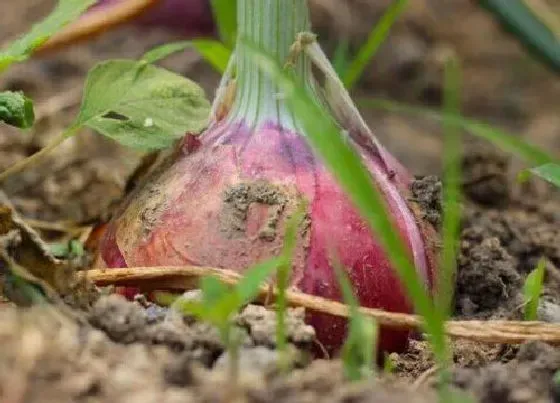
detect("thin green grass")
[479,0,560,73]
[334,263,378,380]
[523,258,546,321]
[332,38,351,77]
[210,0,238,48]
[142,40,231,73]
[432,53,463,400]
[342,0,410,90]
[276,202,307,369]
[525,163,560,188]
[437,55,462,323]
[359,98,558,166]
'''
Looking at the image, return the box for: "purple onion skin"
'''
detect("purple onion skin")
[92,0,215,36]
[99,117,437,354]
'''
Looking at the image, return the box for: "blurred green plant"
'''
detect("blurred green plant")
[167,256,282,380]
[0,91,35,129]
[49,239,85,259]
[334,263,379,381]
[480,0,560,73]
[142,39,231,72]
[523,258,546,321]
[276,202,307,370]
[360,99,558,167]
[210,0,237,48]
[520,163,560,188]
[0,0,98,129]
[0,59,211,182]
[341,0,410,90]
[0,0,97,73]
[438,55,462,323]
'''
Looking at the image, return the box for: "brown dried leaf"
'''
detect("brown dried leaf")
[0,192,96,307]
[0,192,65,288]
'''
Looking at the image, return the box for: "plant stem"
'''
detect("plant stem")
[228,0,318,130]
[0,126,79,183]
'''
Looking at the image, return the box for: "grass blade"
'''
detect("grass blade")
[142,40,231,73]
[0,0,97,73]
[334,263,378,381]
[479,0,560,73]
[276,202,307,360]
[528,163,560,188]
[342,0,409,89]
[332,38,351,77]
[437,54,462,323]
[210,0,237,48]
[523,258,546,321]
[359,98,557,165]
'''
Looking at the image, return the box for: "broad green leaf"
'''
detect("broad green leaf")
[529,163,560,188]
[523,258,546,321]
[142,40,232,73]
[0,91,35,129]
[243,41,449,366]
[76,60,211,150]
[0,0,97,73]
[480,0,560,73]
[360,98,558,165]
[210,0,237,47]
[343,0,409,89]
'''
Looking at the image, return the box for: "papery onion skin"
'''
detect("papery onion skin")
[99,118,436,353]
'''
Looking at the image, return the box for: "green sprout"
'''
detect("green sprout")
[523,258,546,321]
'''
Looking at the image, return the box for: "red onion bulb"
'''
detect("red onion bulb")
[98,0,438,354]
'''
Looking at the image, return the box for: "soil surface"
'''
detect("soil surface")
[1,1,559,402]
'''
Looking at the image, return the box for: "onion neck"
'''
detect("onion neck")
[227,0,318,131]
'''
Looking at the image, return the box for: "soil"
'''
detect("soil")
[1,0,559,402]
[221,181,290,241]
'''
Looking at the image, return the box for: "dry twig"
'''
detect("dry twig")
[86,265,560,345]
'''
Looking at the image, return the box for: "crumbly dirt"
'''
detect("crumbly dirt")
[1,0,560,402]
[452,342,560,403]
[88,294,316,361]
[390,339,508,382]
[410,175,442,229]
[0,299,441,403]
